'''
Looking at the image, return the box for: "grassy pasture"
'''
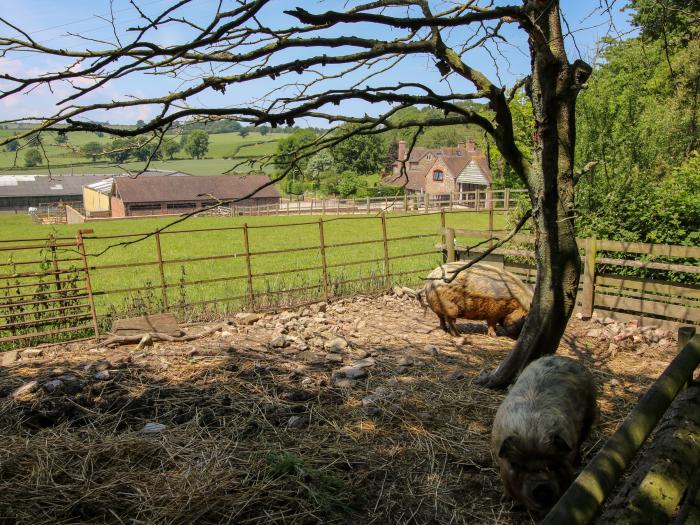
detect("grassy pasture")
[0,131,285,175]
[0,211,506,340]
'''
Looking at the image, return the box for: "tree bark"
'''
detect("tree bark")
[477,1,590,388]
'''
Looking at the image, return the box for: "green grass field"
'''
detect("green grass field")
[0,210,506,344]
[0,130,285,175]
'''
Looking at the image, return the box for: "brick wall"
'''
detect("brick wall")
[424,159,457,194]
[110,196,126,218]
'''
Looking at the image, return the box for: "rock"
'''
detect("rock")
[424,344,439,356]
[11,381,39,399]
[575,312,584,320]
[363,406,383,417]
[20,348,43,359]
[141,422,167,434]
[220,330,234,338]
[0,350,19,366]
[398,356,413,367]
[278,311,298,323]
[287,415,309,429]
[606,324,622,336]
[324,337,348,353]
[335,366,367,380]
[586,328,604,339]
[608,343,619,357]
[235,312,262,325]
[448,371,465,381]
[270,335,289,348]
[353,357,376,369]
[334,306,347,314]
[609,379,621,388]
[95,370,110,381]
[311,302,327,313]
[386,378,400,387]
[393,285,405,297]
[136,334,153,350]
[325,353,343,363]
[603,317,615,325]
[401,286,417,298]
[658,338,670,347]
[454,337,467,346]
[42,379,64,393]
[356,349,370,359]
[301,377,314,387]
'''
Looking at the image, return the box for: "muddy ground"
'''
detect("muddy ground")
[0,292,682,524]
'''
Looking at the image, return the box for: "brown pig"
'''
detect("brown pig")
[419,262,532,337]
[490,356,598,516]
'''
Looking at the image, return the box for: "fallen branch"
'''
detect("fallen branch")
[100,323,227,348]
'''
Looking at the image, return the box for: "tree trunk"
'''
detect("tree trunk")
[477,2,590,389]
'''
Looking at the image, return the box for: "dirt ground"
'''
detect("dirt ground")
[0,292,681,525]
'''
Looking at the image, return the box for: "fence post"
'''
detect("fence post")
[449,192,453,211]
[367,196,371,214]
[424,192,429,213]
[446,228,456,262]
[678,326,697,385]
[505,188,511,210]
[154,231,169,311]
[76,229,100,339]
[380,213,391,286]
[297,200,301,215]
[318,218,330,301]
[440,208,446,251]
[488,208,494,248]
[242,223,255,310]
[581,237,597,319]
[310,199,314,215]
[475,191,480,212]
[403,193,408,212]
[322,199,326,215]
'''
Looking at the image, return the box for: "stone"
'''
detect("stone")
[301,378,314,387]
[270,335,288,348]
[356,349,370,359]
[11,381,39,398]
[454,337,467,346]
[386,378,400,387]
[606,324,622,336]
[586,328,604,339]
[603,317,615,325]
[335,366,368,380]
[220,330,234,338]
[575,312,584,320]
[324,337,348,353]
[609,379,621,388]
[658,338,670,347]
[1,350,19,366]
[141,422,167,434]
[398,356,413,366]
[393,285,405,297]
[401,287,417,298]
[42,379,64,393]
[311,302,327,313]
[287,415,309,429]
[95,370,110,381]
[608,343,619,356]
[325,353,343,363]
[632,335,644,344]
[448,371,466,381]
[424,344,439,356]
[278,311,298,322]
[353,357,376,369]
[235,312,262,325]
[363,406,383,417]
[20,349,43,359]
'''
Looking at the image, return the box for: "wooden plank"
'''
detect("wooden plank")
[111,313,184,337]
[595,285,700,308]
[595,294,700,323]
[596,239,700,259]
[597,257,700,274]
[596,274,700,301]
[581,237,597,318]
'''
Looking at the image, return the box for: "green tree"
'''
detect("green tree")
[161,138,181,160]
[105,138,132,163]
[306,150,334,188]
[54,133,68,145]
[134,142,163,162]
[274,128,317,176]
[259,126,270,136]
[81,141,103,162]
[5,139,19,152]
[239,128,250,138]
[329,124,385,175]
[24,148,42,167]
[183,130,209,159]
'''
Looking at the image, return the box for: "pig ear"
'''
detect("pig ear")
[498,436,517,458]
[551,434,572,454]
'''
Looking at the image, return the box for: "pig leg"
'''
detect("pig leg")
[486,319,498,337]
[502,311,525,339]
[447,318,460,336]
[438,315,449,334]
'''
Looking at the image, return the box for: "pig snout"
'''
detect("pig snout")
[527,479,560,510]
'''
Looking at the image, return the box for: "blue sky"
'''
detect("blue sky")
[0,1,635,126]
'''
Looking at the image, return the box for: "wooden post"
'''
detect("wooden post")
[297,200,301,215]
[446,228,456,262]
[403,193,408,213]
[322,199,326,215]
[287,200,290,215]
[76,229,99,339]
[367,196,371,214]
[449,192,454,211]
[475,191,480,212]
[380,213,391,286]
[424,192,429,213]
[318,218,330,301]
[488,209,494,249]
[505,188,511,210]
[154,231,169,311]
[581,237,597,319]
[242,223,255,310]
[310,199,314,215]
[337,199,340,214]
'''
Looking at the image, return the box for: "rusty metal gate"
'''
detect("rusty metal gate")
[0,229,98,349]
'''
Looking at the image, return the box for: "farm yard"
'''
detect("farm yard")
[0,290,686,525]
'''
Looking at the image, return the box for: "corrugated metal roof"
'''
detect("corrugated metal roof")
[0,174,111,197]
[85,170,192,195]
[114,175,280,203]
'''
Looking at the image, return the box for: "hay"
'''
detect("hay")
[0,296,679,524]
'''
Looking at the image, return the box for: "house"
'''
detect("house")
[0,174,112,212]
[110,174,281,217]
[386,139,491,197]
[82,170,192,217]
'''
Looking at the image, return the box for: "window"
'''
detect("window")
[426,154,433,160]
[166,202,196,209]
[129,203,161,211]
[433,170,444,181]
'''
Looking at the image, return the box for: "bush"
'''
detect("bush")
[24,148,43,167]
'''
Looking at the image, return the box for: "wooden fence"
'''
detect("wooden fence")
[439,226,700,330]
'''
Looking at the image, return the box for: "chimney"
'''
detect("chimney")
[398,140,406,161]
[467,139,477,152]
[457,141,466,152]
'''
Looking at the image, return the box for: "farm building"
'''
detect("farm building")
[386,139,492,197]
[0,174,111,212]
[82,170,192,217]
[110,174,280,217]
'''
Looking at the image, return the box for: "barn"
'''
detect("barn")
[110,174,280,217]
[0,174,111,212]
